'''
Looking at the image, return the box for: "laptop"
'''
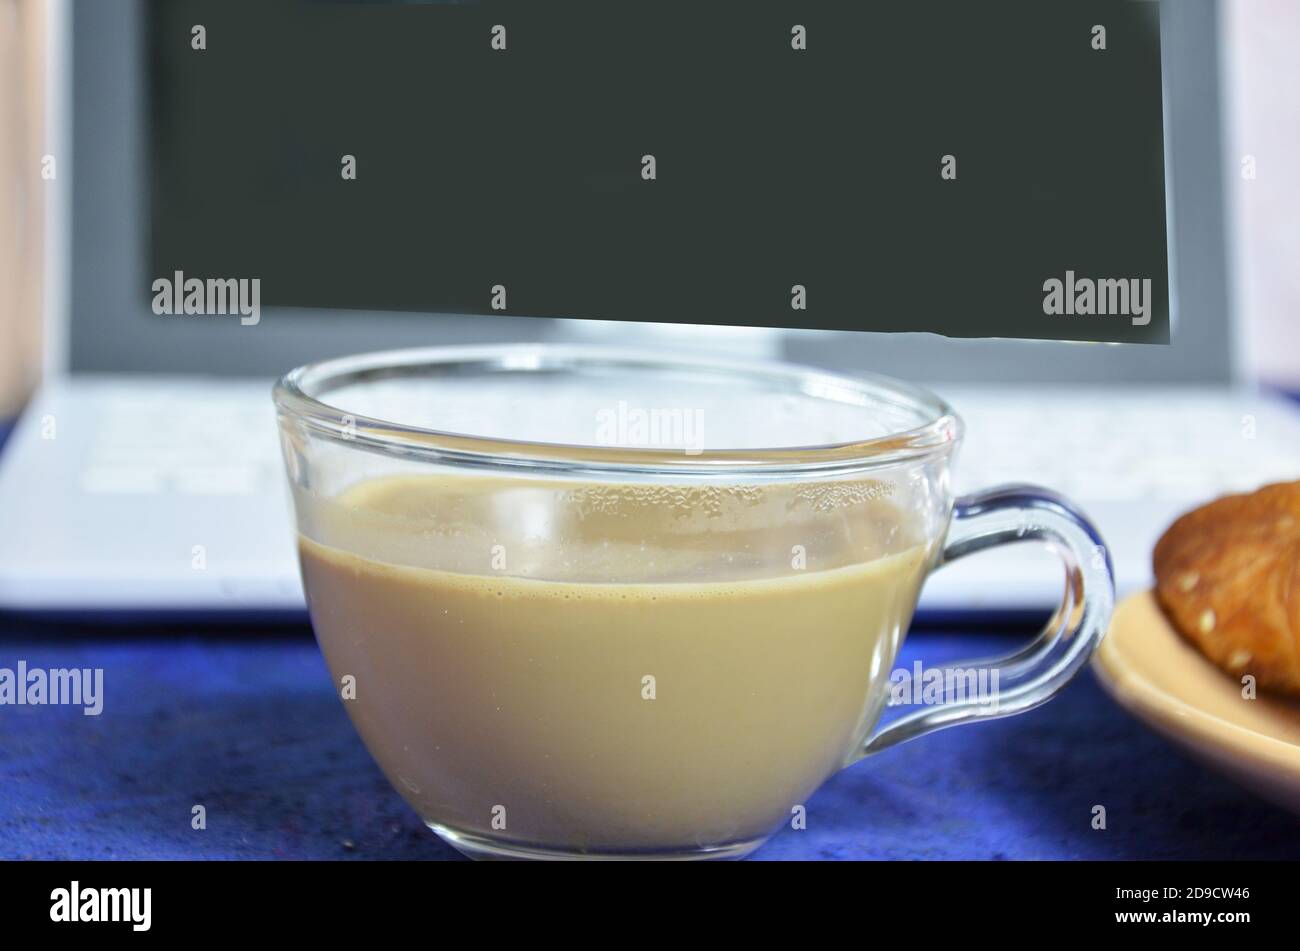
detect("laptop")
[2,0,1299,616]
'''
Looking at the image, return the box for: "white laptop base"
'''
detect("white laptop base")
[1,377,1299,615]
[0,377,299,612]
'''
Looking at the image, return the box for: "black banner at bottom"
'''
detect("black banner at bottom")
[0,860,1275,937]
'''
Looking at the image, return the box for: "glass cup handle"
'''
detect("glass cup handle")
[861,485,1116,757]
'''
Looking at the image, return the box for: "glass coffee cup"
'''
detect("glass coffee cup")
[273,345,1113,860]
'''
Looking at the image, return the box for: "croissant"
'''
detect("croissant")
[1153,480,1300,696]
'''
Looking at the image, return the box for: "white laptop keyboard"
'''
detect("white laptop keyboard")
[944,387,1300,502]
[927,385,1300,610]
[81,391,281,496]
[76,384,1300,502]
[3,378,1299,612]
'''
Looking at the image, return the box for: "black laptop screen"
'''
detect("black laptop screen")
[147,0,1169,344]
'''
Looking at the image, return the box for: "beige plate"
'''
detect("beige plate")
[1093,590,1300,814]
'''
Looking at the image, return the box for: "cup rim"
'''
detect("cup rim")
[272,344,963,476]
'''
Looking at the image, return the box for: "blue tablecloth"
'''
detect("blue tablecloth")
[2,419,1299,860]
[2,616,1298,860]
